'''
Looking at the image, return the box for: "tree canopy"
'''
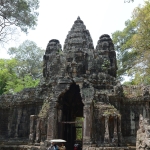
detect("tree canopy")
[112,0,150,85]
[0,40,44,95]
[8,40,44,79]
[0,58,39,94]
[0,0,39,45]
[0,58,17,94]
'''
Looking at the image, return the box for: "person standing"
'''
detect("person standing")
[59,143,66,150]
[47,142,55,150]
[74,143,79,150]
[54,143,59,150]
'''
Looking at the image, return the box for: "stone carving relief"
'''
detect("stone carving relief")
[43,39,63,79]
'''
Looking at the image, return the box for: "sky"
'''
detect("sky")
[0,0,145,59]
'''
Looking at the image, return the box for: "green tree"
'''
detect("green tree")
[0,0,39,45]
[0,58,17,94]
[131,0,150,85]
[5,74,39,94]
[112,0,150,84]
[8,40,44,79]
[112,19,138,80]
[0,58,40,95]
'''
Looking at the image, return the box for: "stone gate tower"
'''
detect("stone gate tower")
[41,17,126,150]
[2,17,146,150]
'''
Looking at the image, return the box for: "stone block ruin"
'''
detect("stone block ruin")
[0,17,150,150]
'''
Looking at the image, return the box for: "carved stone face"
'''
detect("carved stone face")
[45,39,61,54]
[96,34,114,51]
[48,42,57,50]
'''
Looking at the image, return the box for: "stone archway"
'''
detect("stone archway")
[57,83,84,150]
[46,81,94,150]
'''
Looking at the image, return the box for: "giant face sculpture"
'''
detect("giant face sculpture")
[45,39,61,54]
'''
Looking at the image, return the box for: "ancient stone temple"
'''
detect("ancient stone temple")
[0,17,150,150]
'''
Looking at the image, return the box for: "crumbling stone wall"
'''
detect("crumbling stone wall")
[0,87,50,143]
[121,85,150,146]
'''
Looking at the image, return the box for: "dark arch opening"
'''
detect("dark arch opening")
[58,83,84,150]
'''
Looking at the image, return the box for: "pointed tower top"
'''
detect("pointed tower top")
[77,16,80,20]
[63,17,94,51]
[74,16,83,24]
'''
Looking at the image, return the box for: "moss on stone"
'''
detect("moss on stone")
[38,99,50,118]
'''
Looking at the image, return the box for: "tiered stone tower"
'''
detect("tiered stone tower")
[41,17,125,150]
[1,17,150,150]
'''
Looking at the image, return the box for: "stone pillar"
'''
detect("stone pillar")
[15,107,22,138]
[8,108,13,137]
[29,115,37,144]
[58,107,63,139]
[83,102,92,146]
[40,118,47,143]
[35,118,41,144]
[47,101,58,140]
[104,116,110,145]
[113,115,118,146]
[80,86,94,149]
[118,115,123,146]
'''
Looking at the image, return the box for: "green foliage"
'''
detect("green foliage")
[101,59,110,72]
[0,0,39,44]
[112,0,150,84]
[75,117,83,140]
[8,40,44,79]
[123,81,132,85]
[0,40,43,95]
[0,58,40,95]
[124,72,150,85]
[112,19,138,80]
[5,75,39,94]
[0,59,18,94]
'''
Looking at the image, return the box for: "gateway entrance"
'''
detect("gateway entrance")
[58,83,84,150]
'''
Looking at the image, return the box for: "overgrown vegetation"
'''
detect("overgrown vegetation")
[112,0,150,85]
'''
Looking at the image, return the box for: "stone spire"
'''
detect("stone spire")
[96,34,114,51]
[63,17,94,51]
[95,34,117,77]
